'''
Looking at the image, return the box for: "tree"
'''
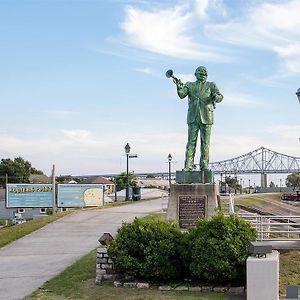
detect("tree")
[146,173,156,179]
[269,181,275,188]
[0,157,43,187]
[225,176,241,191]
[56,175,82,184]
[183,213,256,285]
[286,173,300,190]
[115,172,136,192]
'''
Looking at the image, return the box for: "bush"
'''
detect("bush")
[108,217,183,282]
[183,213,256,285]
[46,208,53,215]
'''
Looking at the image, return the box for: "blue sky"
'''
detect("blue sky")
[1,0,300,181]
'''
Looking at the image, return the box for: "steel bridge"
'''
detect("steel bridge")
[208,146,300,188]
[86,146,300,188]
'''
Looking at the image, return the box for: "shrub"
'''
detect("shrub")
[108,217,183,282]
[46,208,53,215]
[183,213,256,285]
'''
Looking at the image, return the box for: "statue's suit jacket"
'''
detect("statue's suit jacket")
[177,81,223,125]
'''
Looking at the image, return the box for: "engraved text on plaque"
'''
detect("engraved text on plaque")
[178,195,207,229]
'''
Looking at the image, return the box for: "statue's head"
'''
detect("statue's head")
[195,66,207,83]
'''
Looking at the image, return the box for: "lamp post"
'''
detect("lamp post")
[124,143,138,201]
[234,170,237,195]
[248,179,251,194]
[280,178,282,192]
[240,178,243,194]
[220,173,223,194]
[125,143,130,201]
[168,153,172,193]
[296,88,300,103]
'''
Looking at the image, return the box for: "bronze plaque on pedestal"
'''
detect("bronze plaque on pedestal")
[178,195,207,229]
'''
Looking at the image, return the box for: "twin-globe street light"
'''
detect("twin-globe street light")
[167,153,172,193]
[124,143,138,201]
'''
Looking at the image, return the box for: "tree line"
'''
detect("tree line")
[0,157,43,187]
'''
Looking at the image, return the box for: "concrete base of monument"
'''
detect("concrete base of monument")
[166,183,219,229]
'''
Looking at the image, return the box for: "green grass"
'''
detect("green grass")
[221,193,282,213]
[234,195,267,207]
[279,250,300,295]
[0,211,73,248]
[25,243,300,299]
[26,249,226,300]
[24,210,300,299]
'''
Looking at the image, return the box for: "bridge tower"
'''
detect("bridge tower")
[261,148,267,188]
[261,173,267,188]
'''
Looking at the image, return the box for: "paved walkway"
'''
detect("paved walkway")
[0,199,162,300]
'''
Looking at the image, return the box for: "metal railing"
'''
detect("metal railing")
[236,212,300,241]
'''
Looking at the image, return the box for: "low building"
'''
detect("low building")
[29,174,52,184]
[81,176,115,194]
[135,179,172,189]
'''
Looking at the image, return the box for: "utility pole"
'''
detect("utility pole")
[51,164,56,214]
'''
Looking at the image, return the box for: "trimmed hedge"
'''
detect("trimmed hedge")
[108,213,256,285]
[183,213,257,285]
[108,217,183,282]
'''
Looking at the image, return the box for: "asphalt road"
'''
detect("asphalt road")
[0,199,162,300]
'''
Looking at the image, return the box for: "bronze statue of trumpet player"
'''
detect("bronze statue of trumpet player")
[166,67,223,172]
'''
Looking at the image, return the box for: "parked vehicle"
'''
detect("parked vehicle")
[11,213,26,226]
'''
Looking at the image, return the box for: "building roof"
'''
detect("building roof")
[29,174,52,183]
[82,176,114,185]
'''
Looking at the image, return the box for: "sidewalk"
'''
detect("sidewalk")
[0,199,162,300]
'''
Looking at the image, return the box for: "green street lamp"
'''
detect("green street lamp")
[125,143,131,201]
[168,153,172,193]
[124,143,138,201]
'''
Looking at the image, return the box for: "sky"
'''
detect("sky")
[0,0,300,183]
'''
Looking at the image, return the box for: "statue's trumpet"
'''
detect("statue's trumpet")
[166,69,183,88]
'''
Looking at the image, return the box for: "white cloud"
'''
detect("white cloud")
[194,0,209,18]
[121,3,229,62]
[211,125,300,163]
[211,135,263,161]
[222,91,265,107]
[62,129,94,141]
[177,73,195,83]
[0,123,298,175]
[117,0,300,75]
[47,110,80,117]
[135,67,162,78]
[206,0,300,74]
[194,0,227,19]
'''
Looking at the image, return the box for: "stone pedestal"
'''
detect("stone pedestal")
[246,251,279,300]
[166,183,219,228]
[176,170,213,184]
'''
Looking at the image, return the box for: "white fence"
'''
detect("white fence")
[237,212,300,241]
